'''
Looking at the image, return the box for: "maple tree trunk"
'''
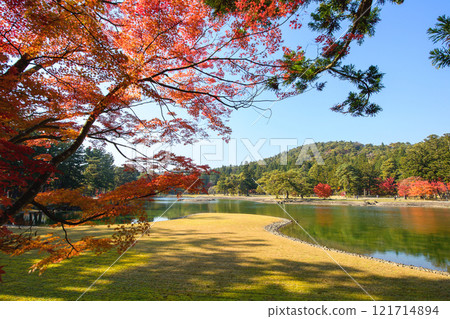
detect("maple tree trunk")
[1,126,94,224]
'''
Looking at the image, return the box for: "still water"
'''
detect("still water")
[145,197,450,272]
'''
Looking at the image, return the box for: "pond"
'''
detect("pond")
[144,197,450,272]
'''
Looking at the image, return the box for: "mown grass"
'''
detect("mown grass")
[0,213,448,301]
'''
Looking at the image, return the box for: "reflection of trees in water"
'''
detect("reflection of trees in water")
[13,210,79,226]
[280,215,449,271]
[14,211,46,225]
[398,207,440,234]
[315,208,334,227]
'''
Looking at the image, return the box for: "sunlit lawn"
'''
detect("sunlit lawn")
[0,213,448,301]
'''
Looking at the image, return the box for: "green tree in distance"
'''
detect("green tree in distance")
[83,148,115,195]
[380,158,398,180]
[114,165,140,188]
[400,134,450,182]
[308,162,328,184]
[33,144,87,190]
[239,164,257,196]
[257,169,313,199]
[335,163,360,195]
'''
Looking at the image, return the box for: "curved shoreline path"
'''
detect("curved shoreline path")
[1,213,449,300]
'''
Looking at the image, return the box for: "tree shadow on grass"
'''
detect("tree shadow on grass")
[1,225,449,301]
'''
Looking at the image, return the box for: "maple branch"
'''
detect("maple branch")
[27,55,107,76]
[88,126,123,137]
[191,66,266,86]
[39,66,80,94]
[13,135,65,144]
[142,55,281,85]
[93,11,124,28]
[0,43,83,91]
[55,0,119,63]
[27,44,83,65]
[142,20,184,56]
[89,136,141,162]
[52,81,129,165]
[31,184,162,227]
[31,200,107,226]
[143,78,236,108]
[129,191,160,201]
[87,135,154,167]
[61,223,78,253]
[21,64,44,77]
[9,118,59,144]
[138,84,176,105]
[209,56,285,68]
[0,33,23,58]
[195,13,293,63]
[100,0,123,5]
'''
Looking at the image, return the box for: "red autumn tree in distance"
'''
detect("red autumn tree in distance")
[375,177,397,196]
[0,0,404,273]
[314,183,333,199]
[397,178,449,199]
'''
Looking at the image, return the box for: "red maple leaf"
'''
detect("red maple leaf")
[0,265,5,283]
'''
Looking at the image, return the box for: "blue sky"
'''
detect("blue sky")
[111,1,450,167]
[201,0,450,167]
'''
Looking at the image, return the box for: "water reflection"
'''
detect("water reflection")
[398,207,440,234]
[315,207,334,227]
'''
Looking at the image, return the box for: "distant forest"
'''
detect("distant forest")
[34,134,450,200]
[203,134,450,199]
[30,145,141,196]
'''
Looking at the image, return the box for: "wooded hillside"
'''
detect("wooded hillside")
[206,134,450,198]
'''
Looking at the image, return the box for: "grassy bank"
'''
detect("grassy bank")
[0,213,448,300]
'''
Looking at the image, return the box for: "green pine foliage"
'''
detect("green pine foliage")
[34,146,140,194]
[428,15,450,69]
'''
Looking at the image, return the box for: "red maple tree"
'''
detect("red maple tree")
[430,181,448,199]
[397,177,421,198]
[396,177,447,199]
[375,177,397,196]
[314,183,332,199]
[409,180,434,199]
[0,0,311,273]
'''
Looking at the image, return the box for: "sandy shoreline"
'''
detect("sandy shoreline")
[184,194,450,208]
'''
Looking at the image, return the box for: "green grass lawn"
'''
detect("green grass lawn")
[1,213,449,301]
